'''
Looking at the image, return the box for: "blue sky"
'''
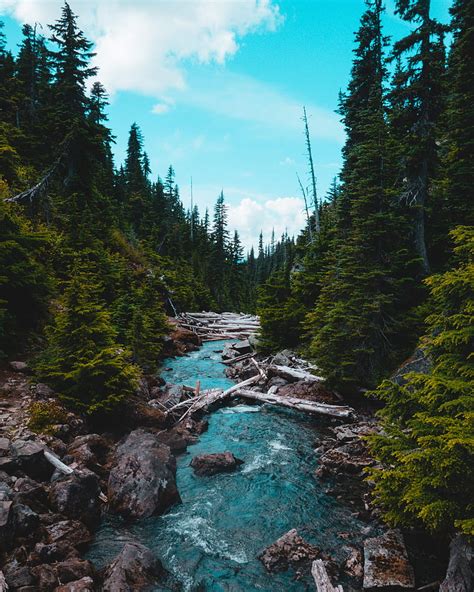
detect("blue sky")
[1,0,452,249]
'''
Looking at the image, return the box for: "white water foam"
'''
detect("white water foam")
[166,515,248,564]
[269,438,292,452]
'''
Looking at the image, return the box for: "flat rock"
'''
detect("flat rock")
[10,439,53,480]
[102,542,164,592]
[46,520,93,550]
[190,452,244,476]
[55,576,95,592]
[363,530,415,589]
[108,429,180,520]
[258,528,321,573]
[9,360,29,373]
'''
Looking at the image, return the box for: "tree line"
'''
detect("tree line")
[0,2,290,414]
[257,0,473,538]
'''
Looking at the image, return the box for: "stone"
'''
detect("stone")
[45,520,93,550]
[13,477,49,513]
[277,380,340,404]
[0,437,10,456]
[54,577,95,592]
[258,529,321,573]
[9,361,29,373]
[50,471,101,528]
[3,561,34,588]
[0,500,13,549]
[344,546,363,579]
[31,563,58,590]
[13,503,40,536]
[157,426,196,453]
[55,559,94,584]
[190,452,244,476]
[363,530,415,589]
[10,440,53,481]
[108,429,180,520]
[272,350,295,366]
[34,383,55,399]
[315,441,373,478]
[34,542,78,563]
[440,534,473,592]
[392,348,432,386]
[102,542,164,592]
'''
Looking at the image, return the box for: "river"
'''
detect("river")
[88,340,372,591]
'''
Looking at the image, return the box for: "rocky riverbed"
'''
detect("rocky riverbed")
[0,332,467,591]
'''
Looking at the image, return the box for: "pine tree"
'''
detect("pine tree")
[368,226,474,535]
[389,0,447,274]
[49,1,97,121]
[307,0,418,392]
[443,0,474,230]
[36,260,139,415]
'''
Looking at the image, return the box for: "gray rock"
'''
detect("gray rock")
[0,500,13,549]
[190,452,244,476]
[363,529,415,589]
[440,534,473,592]
[102,542,164,592]
[9,360,29,373]
[10,439,52,480]
[55,559,94,584]
[258,528,321,573]
[55,576,95,592]
[45,520,93,550]
[13,503,40,536]
[392,348,432,386]
[49,471,101,529]
[34,382,55,399]
[108,429,180,520]
[0,437,10,456]
[272,349,296,366]
[3,560,35,588]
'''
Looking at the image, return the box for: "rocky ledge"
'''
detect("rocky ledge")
[190,451,244,476]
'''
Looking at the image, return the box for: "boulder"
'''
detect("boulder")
[13,477,49,513]
[45,520,93,550]
[272,350,296,366]
[102,542,164,592]
[34,542,79,563]
[13,502,40,536]
[31,563,58,590]
[49,471,101,529]
[0,500,13,549]
[277,380,340,404]
[392,348,432,386]
[55,559,94,584]
[34,383,55,399]
[157,426,196,453]
[190,452,244,476]
[316,441,373,478]
[0,437,10,457]
[258,529,321,573]
[10,440,53,481]
[3,560,35,588]
[363,530,415,589]
[440,534,473,592]
[9,360,29,373]
[344,546,363,579]
[108,429,180,520]
[55,577,95,592]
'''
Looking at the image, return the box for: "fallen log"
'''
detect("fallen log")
[231,389,354,419]
[222,353,252,365]
[269,365,325,383]
[312,560,344,592]
[440,534,473,592]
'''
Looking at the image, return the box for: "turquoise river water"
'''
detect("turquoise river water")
[88,340,371,591]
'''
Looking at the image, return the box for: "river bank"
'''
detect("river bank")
[0,329,458,591]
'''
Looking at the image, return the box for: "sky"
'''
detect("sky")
[0,0,452,250]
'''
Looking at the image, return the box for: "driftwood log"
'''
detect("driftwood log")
[312,560,344,592]
[176,312,260,340]
[440,534,473,592]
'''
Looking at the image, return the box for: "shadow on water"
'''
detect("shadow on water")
[88,341,371,591]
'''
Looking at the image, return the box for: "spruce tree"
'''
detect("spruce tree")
[307,0,418,392]
[368,226,474,535]
[36,261,139,415]
[389,0,447,274]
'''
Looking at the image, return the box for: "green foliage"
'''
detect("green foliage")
[368,227,474,534]
[0,191,51,358]
[35,262,139,415]
[28,400,68,435]
[257,269,306,352]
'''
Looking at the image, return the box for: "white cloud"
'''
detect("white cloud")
[228,195,306,251]
[280,156,295,166]
[151,102,171,115]
[0,0,281,96]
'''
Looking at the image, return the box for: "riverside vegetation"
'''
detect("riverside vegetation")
[0,0,472,591]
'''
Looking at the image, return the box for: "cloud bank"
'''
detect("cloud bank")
[0,0,281,95]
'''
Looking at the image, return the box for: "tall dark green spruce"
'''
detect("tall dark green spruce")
[443,0,474,231]
[306,0,419,393]
[368,226,474,536]
[389,0,447,274]
[35,260,139,416]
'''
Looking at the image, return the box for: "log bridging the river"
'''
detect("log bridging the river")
[176,311,260,340]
